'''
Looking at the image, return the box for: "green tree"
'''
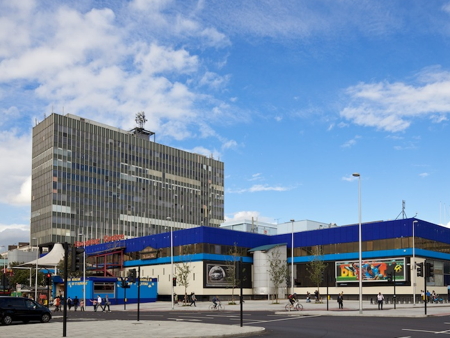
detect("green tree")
[306,246,327,303]
[225,243,245,305]
[9,262,44,291]
[175,246,194,305]
[267,248,288,304]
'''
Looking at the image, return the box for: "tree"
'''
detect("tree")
[267,248,288,304]
[8,262,45,291]
[175,246,194,305]
[306,246,327,303]
[225,243,245,304]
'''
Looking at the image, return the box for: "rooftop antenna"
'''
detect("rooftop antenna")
[135,111,147,129]
[395,200,407,220]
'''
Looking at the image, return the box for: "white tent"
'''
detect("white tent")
[20,243,65,267]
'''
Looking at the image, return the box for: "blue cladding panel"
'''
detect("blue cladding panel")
[85,218,450,257]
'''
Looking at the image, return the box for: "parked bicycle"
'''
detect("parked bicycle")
[285,300,303,311]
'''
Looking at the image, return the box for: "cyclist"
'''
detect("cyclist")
[212,295,220,309]
[288,293,297,306]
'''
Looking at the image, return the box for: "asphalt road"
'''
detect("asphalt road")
[53,309,450,338]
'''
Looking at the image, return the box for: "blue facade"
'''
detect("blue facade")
[57,277,158,305]
[85,218,450,266]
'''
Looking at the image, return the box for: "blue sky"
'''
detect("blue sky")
[1,0,450,250]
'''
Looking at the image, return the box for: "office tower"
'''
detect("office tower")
[31,113,224,245]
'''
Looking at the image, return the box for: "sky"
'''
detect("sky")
[1,0,450,251]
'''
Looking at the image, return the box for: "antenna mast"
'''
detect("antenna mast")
[395,200,408,219]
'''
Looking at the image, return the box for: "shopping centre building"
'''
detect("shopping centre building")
[81,217,450,303]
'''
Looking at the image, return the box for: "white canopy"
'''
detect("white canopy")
[20,243,65,267]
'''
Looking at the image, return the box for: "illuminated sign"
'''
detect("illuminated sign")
[335,258,406,283]
[75,234,125,247]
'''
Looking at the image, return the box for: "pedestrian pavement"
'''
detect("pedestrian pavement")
[2,299,450,337]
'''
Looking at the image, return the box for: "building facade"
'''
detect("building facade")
[31,113,224,246]
[82,217,450,302]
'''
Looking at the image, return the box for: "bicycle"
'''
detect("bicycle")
[209,302,225,311]
[285,300,303,311]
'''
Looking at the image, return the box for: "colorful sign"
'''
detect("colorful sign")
[336,258,406,283]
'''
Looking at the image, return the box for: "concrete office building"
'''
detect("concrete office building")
[31,113,224,246]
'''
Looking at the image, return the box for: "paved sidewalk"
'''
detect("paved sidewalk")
[1,299,449,337]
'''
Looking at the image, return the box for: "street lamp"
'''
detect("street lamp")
[32,237,39,301]
[352,173,362,314]
[0,245,5,295]
[167,217,174,310]
[79,231,86,311]
[412,220,418,306]
[290,219,295,295]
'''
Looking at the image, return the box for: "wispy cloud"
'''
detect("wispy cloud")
[341,135,361,148]
[228,184,291,193]
[342,175,360,182]
[419,172,429,178]
[341,67,450,132]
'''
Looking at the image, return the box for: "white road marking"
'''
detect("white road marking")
[402,328,446,334]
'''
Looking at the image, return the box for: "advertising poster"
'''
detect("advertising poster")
[206,264,229,287]
[335,258,406,283]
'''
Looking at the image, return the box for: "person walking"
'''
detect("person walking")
[337,292,344,309]
[103,295,111,312]
[96,295,103,311]
[54,296,61,312]
[73,296,79,311]
[80,299,85,311]
[90,298,98,311]
[190,292,197,307]
[377,292,384,310]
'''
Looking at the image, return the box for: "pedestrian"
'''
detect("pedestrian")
[67,297,73,311]
[90,298,98,311]
[103,295,111,312]
[306,292,311,303]
[314,290,319,302]
[421,290,425,302]
[54,296,60,312]
[73,296,79,311]
[377,292,384,310]
[337,292,344,309]
[80,299,85,311]
[97,295,103,312]
[190,292,197,307]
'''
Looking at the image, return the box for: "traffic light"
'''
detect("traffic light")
[172,277,177,286]
[127,269,136,283]
[71,246,84,272]
[45,273,52,286]
[416,262,423,277]
[426,262,434,278]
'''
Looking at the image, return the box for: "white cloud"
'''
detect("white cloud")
[342,175,360,182]
[419,172,429,178]
[0,226,30,252]
[249,173,263,181]
[229,184,291,193]
[341,68,450,132]
[0,130,32,205]
[224,210,274,223]
[341,135,361,148]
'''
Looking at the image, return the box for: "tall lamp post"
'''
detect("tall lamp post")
[352,173,362,314]
[167,217,174,310]
[412,220,418,306]
[32,237,39,301]
[290,219,295,295]
[0,245,5,295]
[79,231,86,311]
